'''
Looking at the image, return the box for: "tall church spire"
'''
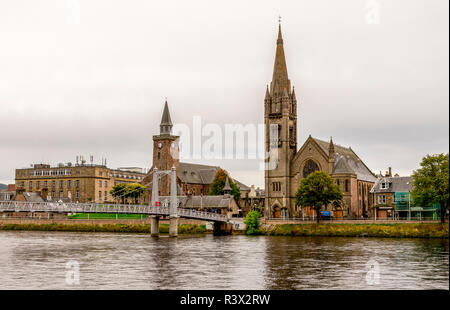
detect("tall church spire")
[160,99,173,135]
[270,23,290,96]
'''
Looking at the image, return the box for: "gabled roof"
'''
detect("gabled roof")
[21,192,44,202]
[179,162,220,184]
[158,195,233,209]
[178,162,251,191]
[312,137,377,182]
[370,176,413,193]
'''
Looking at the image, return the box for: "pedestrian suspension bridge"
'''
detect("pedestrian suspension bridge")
[0,167,233,236]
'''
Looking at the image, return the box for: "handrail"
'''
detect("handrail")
[0,201,228,222]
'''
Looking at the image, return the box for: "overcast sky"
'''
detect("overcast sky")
[0,0,448,188]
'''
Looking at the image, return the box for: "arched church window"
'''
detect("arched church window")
[302,160,319,178]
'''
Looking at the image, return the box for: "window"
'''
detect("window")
[76,191,79,199]
[99,180,102,187]
[380,182,389,189]
[345,180,349,192]
[99,191,102,200]
[59,180,63,188]
[303,160,319,178]
[52,191,55,198]
[36,181,40,189]
[68,180,72,188]
[20,181,24,187]
[43,181,48,187]
[76,180,80,188]
[29,181,32,190]
[100,172,103,177]
[272,182,281,191]
[158,152,160,159]
[52,180,56,188]
[29,171,35,176]
[104,191,107,201]
[105,181,108,188]
[269,124,279,148]
[378,195,386,204]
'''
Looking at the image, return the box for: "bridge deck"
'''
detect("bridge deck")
[0,201,228,223]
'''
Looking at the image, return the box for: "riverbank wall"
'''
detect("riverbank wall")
[261,223,449,238]
[0,218,448,238]
[0,218,207,234]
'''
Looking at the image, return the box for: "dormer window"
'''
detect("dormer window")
[380,182,389,189]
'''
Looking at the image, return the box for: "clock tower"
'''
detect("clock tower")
[151,99,180,196]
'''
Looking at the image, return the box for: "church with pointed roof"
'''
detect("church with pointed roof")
[142,100,251,208]
[264,24,377,219]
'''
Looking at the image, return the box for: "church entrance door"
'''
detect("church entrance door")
[272,206,281,218]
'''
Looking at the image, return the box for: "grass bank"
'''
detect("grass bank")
[261,223,449,238]
[0,223,206,234]
[68,213,146,220]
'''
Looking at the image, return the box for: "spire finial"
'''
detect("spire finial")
[278,15,282,24]
[160,99,173,135]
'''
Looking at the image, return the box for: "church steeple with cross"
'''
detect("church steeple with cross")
[264,21,298,218]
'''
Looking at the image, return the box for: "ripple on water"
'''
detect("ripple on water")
[0,231,448,289]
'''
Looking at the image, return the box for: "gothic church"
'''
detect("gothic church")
[264,25,377,219]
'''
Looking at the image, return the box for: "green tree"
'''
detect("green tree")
[126,183,147,204]
[208,169,241,201]
[110,183,128,204]
[411,153,449,223]
[295,171,343,223]
[244,210,261,235]
[110,183,147,204]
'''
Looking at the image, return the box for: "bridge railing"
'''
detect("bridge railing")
[178,208,228,222]
[0,201,228,222]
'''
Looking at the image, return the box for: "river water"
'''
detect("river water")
[0,231,448,290]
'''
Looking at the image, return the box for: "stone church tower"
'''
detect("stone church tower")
[264,24,298,218]
[147,100,180,196]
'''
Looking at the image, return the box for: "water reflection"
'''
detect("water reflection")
[0,231,447,290]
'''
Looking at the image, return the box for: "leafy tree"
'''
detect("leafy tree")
[126,183,147,204]
[244,210,261,235]
[411,153,449,223]
[208,169,241,201]
[110,183,128,204]
[295,171,343,223]
[110,183,147,204]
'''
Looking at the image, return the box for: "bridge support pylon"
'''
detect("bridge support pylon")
[151,216,160,237]
[169,216,178,237]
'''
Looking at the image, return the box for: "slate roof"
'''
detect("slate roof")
[313,137,377,183]
[178,162,251,191]
[22,192,44,202]
[179,162,220,184]
[158,195,232,209]
[370,176,413,193]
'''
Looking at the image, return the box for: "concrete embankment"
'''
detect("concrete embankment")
[0,218,448,238]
